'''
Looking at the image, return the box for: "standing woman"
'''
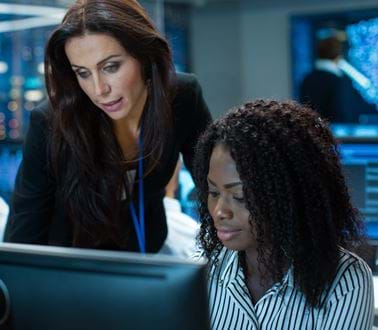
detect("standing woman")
[193,100,373,329]
[5,0,211,252]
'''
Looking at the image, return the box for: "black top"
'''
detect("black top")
[4,72,212,252]
[300,69,376,123]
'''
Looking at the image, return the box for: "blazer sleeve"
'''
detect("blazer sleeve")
[4,104,55,244]
[179,74,212,174]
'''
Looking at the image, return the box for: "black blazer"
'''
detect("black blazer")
[300,69,376,123]
[4,72,212,252]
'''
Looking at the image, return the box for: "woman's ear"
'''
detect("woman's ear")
[141,59,152,83]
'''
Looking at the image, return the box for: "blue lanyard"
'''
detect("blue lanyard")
[128,131,145,254]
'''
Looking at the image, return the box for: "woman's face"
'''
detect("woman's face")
[64,33,148,123]
[207,144,256,252]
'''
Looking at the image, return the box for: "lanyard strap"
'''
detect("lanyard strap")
[128,131,145,254]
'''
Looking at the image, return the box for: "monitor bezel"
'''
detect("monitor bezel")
[0,243,210,330]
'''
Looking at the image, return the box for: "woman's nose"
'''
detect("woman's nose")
[94,77,110,97]
[214,197,233,222]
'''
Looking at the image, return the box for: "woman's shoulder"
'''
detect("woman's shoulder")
[326,248,373,301]
[22,100,53,155]
[171,72,210,127]
[29,100,52,125]
[337,248,372,277]
[174,72,200,89]
[172,72,202,104]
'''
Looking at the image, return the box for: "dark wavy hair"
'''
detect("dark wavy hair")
[193,99,364,307]
[44,0,174,246]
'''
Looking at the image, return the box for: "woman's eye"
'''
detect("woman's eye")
[104,64,119,73]
[208,191,219,198]
[233,196,245,203]
[76,71,90,79]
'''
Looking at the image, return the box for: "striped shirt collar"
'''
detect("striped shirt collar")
[213,247,295,291]
[206,246,374,329]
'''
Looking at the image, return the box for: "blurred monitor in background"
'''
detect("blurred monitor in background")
[337,141,378,241]
[292,9,378,125]
[299,31,376,123]
[293,9,378,248]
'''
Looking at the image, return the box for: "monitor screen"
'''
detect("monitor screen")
[291,8,378,125]
[0,243,210,330]
[339,142,378,239]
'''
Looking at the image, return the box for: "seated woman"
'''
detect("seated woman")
[193,100,374,329]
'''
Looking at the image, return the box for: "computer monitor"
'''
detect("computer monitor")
[338,140,378,240]
[0,243,210,330]
[291,8,378,125]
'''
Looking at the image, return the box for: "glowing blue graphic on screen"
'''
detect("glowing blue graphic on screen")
[347,18,378,105]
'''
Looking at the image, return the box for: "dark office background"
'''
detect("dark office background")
[1,0,378,236]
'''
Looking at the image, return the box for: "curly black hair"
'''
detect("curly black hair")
[193,99,364,307]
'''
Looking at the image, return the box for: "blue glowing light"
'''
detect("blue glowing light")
[347,18,378,105]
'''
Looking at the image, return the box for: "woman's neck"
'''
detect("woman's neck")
[113,118,141,161]
[112,93,147,161]
[242,249,273,304]
[244,249,259,276]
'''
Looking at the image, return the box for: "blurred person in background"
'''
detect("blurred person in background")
[300,31,375,123]
[158,159,199,258]
[0,196,9,241]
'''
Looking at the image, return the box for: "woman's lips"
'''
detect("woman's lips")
[100,97,123,112]
[216,228,241,241]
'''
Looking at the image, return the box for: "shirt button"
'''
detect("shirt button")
[218,280,224,286]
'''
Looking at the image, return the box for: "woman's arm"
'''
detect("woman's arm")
[4,103,56,244]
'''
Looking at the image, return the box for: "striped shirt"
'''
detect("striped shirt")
[206,247,374,329]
